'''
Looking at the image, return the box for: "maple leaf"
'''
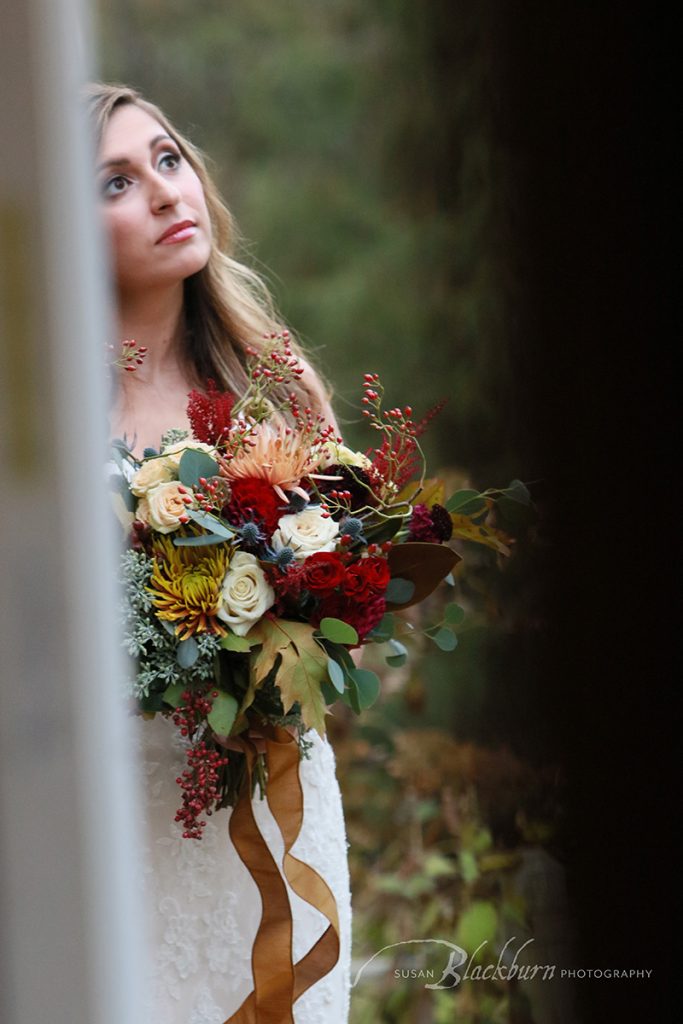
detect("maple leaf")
[248,617,329,737]
[450,514,511,555]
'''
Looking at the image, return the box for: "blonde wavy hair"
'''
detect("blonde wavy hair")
[86,82,330,417]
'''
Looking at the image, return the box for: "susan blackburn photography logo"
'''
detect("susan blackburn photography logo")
[351,937,653,989]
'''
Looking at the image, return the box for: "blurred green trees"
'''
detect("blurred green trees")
[96,0,521,480]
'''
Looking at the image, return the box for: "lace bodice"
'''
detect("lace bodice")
[130,713,352,1023]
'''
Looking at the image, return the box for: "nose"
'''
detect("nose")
[149,170,181,212]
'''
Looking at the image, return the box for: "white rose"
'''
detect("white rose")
[130,457,175,496]
[271,507,340,560]
[161,440,217,471]
[318,440,372,471]
[145,481,191,534]
[217,552,275,636]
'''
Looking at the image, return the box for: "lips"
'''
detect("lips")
[156,220,197,244]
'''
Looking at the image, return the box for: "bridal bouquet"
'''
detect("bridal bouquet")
[110,332,525,838]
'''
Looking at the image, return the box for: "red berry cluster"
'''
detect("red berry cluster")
[248,330,305,385]
[171,687,229,840]
[108,338,148,373]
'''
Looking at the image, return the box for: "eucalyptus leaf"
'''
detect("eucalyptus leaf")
[220,633,254,652]
[429,627,458,652]
[347,668,381,709]
[386,652,407,668]
[176,636,199,668]
[446,489,487,516]
[319,617,359,646]
[327,658,346,694]
[342,675,362,715]
[321,680,341,706]
[207,691,238,737]
[504,478,531,505]
[173,533,229,547]
[162,682,186,709]
[444,603,466,625]
[178,448,221,488]
[185,509,235,539]
[367,613,395,642]
[384,577,415,603]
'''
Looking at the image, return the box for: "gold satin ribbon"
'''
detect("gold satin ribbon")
[223,725,341,1024]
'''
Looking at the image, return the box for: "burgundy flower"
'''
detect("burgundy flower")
[223,477,285,537]
[408,502,453,543]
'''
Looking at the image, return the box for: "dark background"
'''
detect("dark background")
[500,4,674,1020]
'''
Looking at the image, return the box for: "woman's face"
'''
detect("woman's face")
[97,104,212,294]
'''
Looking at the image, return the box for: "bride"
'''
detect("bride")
[89,82,352,1024]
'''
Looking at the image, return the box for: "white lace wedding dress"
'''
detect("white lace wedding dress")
[130,712,352,1023]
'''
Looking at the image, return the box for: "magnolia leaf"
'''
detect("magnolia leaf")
[327,658,346,694]
[384,577,415,604]
[207,691,238,737]
[446,489,487,515]
[319,617,359,646]
[176,636,199,668]
[178,449,221,488]
[220,633,254,653]
[450,514,511,555]
[386,542,461,610]
[162,682,186,709]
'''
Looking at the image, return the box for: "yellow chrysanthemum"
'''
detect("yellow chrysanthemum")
[148,534,231,640]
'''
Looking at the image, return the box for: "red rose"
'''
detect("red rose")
[224,477,284,536]
[343,555,390,597]
[301,552,347,596]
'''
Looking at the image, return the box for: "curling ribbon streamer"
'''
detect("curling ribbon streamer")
[224,724,340,1023]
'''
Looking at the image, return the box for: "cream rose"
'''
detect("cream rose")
[271,506,340,560]
[161,440,217,471]
[144,481,192,534]
[130,457,175,496]
[217,552,275,636]
[318,440,373,471]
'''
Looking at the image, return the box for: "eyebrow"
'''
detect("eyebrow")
[96,134,175,173]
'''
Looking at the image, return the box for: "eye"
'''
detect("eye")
[158,150,182,171]
[102,174,130,198]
